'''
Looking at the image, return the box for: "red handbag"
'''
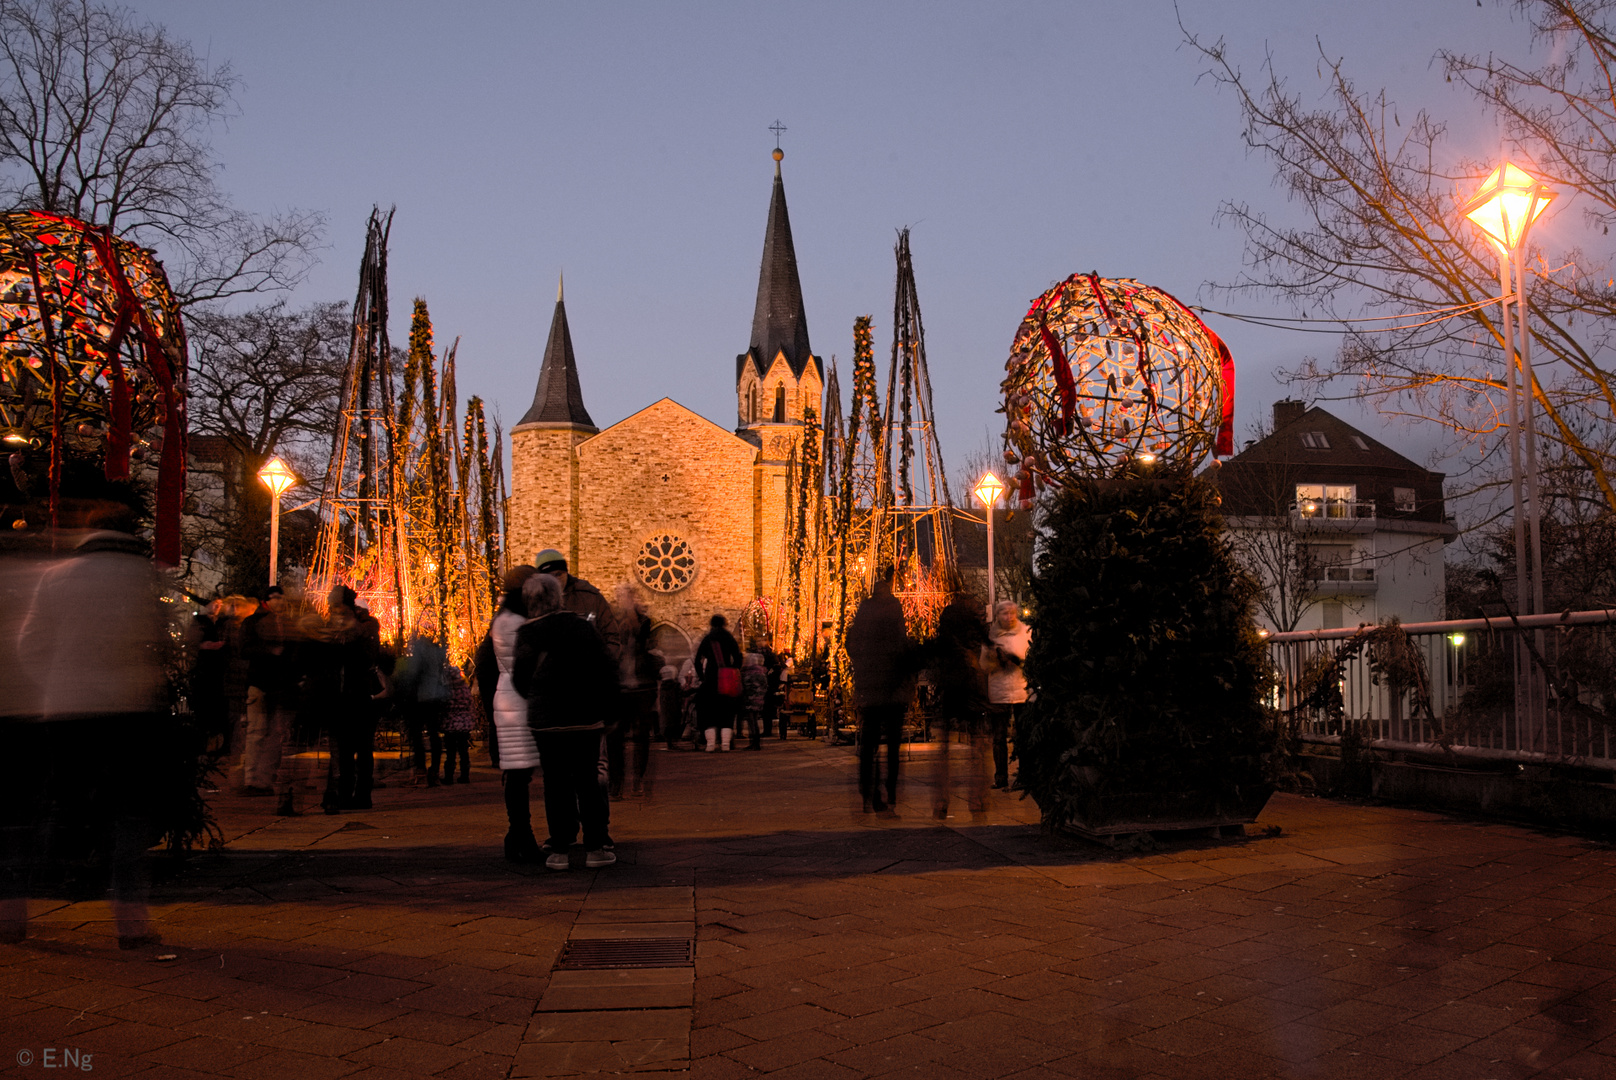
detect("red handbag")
[713,642,742,697]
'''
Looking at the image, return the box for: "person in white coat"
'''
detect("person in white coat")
[489,566,542,862]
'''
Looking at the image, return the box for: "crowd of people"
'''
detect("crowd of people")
[845,566,1031,817]
[2,479,1031,947]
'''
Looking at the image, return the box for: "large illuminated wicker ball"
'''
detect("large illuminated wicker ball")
[1001,274,1229,483]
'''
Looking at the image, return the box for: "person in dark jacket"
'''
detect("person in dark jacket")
[513,572,618,870]
[693,614,743,751]
[931,588,992,818]
[846,566,915,812]
[239,585,292,798]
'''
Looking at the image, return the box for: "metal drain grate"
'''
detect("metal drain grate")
[555,937,693,970]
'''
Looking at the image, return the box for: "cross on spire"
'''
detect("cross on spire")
[770,120,786,148]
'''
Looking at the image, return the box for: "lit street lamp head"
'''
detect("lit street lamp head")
[1461,161,1554,253]
[257,456,296,498]
[973,471,1005,509]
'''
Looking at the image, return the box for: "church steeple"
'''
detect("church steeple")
[518,278,596,430]
[738,147,820,383]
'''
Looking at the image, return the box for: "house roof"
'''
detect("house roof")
[516,292,595,430]
[1230,405,1431,472]
[737,153,821,384]
[1213,404,1448,523]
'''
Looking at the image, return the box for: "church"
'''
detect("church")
[507,147,824,664]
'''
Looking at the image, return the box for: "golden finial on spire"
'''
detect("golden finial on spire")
[557,271,563,303]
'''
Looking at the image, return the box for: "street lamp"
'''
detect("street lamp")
[257,456,296,587]
[1461,160,1554,750]
[1460,160,1554,620]
[973,471,1006,614]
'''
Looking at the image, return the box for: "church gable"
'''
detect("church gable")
[573,398,758,625]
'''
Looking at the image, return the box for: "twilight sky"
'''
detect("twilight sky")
[132,0,1537,493]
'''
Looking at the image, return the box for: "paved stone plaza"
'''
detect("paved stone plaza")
[4,739,1616,1079]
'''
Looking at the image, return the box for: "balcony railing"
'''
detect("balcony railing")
[1264,610,1616,769]
[1290,498,1375,522]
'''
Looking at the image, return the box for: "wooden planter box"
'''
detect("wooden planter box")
[1060,781,1274,845]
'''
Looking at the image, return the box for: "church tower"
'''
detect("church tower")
[737,147,824,599]
[509,279,597,569]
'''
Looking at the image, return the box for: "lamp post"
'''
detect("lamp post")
[973,471,1006,614]
[257,456,296,587]
[1461,160,1554,749]
[1460,161,1553,618]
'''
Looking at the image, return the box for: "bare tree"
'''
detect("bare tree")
[1213,444,1326,633]
[183,300,346,590]
[1183,1,1616,514]
[0,0,320,304]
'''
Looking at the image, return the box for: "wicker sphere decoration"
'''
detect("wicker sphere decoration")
[1001,274,1230,487]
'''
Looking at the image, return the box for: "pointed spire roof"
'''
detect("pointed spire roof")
[738,149,820,383]
[517,281,596,429]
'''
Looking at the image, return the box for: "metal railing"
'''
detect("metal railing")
[1264,610,1616,769]
[1290,498,1376,524]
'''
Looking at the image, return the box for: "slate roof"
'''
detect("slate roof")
[737,156,821,383]
[1212,403,1448,524]
[517,296,595,429]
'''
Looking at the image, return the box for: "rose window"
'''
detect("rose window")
[635,534,696,592]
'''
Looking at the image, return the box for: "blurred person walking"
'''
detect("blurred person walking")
[741,647,767,751]
[188,598,231,757]
[315,587,384,813]
[983,601,1031,791]
[932,587,991,818]
[396,621,449,788]
[514,572,618,870]
[615,585,660,796]
[485,566,541,862]
[694,614,743,751]
[846,566,916,812]
[5,477,167,948]
[239,585,293,798]
[441,663,475,784]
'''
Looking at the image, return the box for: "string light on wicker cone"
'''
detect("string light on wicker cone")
[1460,162,1554,254]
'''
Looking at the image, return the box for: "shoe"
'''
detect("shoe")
[440,773,455,786]
[322,803,341,816]
[742,742,761,751]
[240,785,273,797]
[459,772,471,784]
[275,795,298,817]
[426,776,439,788]
[992,780,1008,790]
[504,831,542,863]
[545,852,570,871]
[585,849,616,868]
[344,797,372,810]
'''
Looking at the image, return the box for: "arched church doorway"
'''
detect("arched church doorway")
[649,621,693,673]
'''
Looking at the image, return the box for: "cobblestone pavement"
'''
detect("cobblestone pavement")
[3,738,1616,1079]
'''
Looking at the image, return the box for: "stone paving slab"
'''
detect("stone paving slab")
[2,739,1616,1078]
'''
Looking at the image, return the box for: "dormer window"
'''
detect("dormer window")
[1350,435,1369,450]
[1300,431,1331,450]
[1394,487,1416,512]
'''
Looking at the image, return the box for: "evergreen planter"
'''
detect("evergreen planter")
[1059,768,1274,842]
[1019,474,1279,837]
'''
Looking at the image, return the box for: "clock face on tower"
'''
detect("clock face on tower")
[635,534,697,592]
[768,434,794,460]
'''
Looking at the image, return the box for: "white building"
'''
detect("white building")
[1212,401,1455,634]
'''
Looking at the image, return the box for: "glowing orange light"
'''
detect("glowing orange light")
[973,471,1005,509]
[1461,162,1554,252]
[257,456,296,498]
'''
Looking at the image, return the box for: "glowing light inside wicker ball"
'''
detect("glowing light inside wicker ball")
[1001,275,1226,480]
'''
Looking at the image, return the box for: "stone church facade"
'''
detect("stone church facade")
[508,149,823,661]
